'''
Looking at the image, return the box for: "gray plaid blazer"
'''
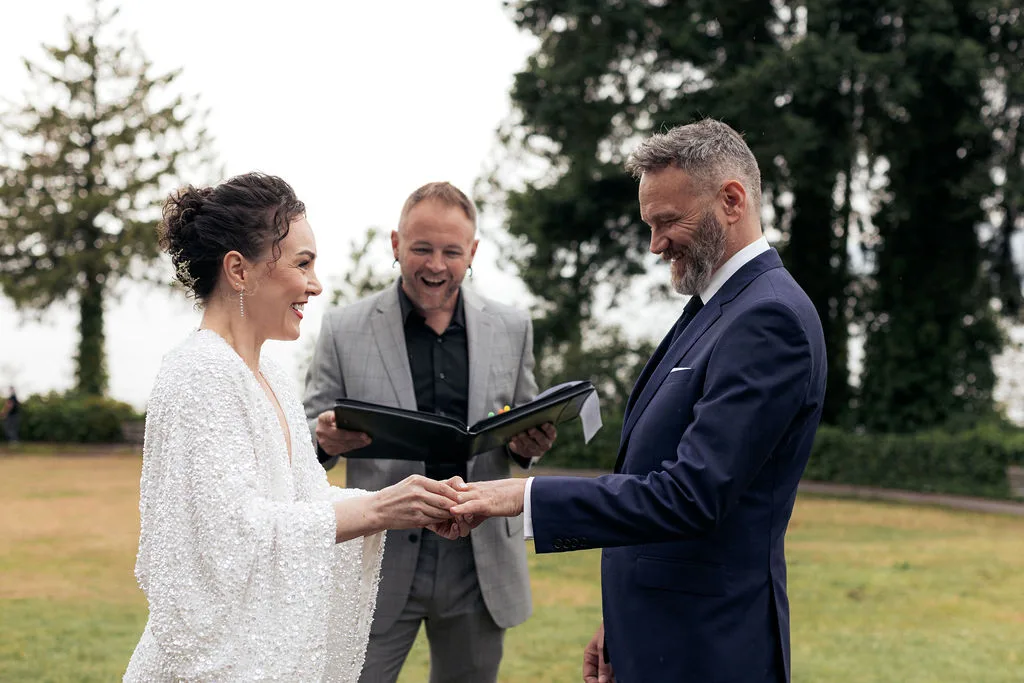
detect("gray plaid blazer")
[303,281,536,633]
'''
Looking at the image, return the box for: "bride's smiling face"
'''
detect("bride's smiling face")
[244,217,323,341]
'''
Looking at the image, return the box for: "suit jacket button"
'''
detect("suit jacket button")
[554,539,563,550]
[409,533,419,543]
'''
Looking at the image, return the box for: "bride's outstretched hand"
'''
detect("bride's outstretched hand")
[372,475,462,531]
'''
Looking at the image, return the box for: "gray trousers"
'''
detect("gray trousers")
[358,532,505,683]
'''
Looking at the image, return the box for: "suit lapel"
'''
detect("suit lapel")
[614,249,785,472]
[623,324,677,423]
[371,283,418,410]
[615,304,721,471]
[463,287,495,425]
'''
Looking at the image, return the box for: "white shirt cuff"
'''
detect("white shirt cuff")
[523,476,535,540]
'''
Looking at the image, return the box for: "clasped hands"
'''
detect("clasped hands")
[332,418,555,538]
[416,475,530,540]
[389,423,554,539]
[433,423,555,538]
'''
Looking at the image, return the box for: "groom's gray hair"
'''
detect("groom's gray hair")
[626,118,762,208]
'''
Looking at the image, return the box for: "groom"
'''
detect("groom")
[452,119,827,683]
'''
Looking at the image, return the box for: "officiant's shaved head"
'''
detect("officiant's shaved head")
[398,181,477,233]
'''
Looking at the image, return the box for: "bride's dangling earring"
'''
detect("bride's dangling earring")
[238,287,245,318]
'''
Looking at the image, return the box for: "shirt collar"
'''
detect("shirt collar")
[699,236,770,305]
[397,278,466,328]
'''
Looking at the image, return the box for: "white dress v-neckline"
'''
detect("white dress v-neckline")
[197,328,295,470]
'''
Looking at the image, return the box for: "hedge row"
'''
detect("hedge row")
[2,392,143,444]
[549,418,1024,500]
[806,425,1024,499]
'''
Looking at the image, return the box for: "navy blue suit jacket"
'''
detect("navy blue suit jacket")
[530,249,826,683]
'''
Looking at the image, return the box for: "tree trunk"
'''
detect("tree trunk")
[787,176,849,425]
[75,268,107,396]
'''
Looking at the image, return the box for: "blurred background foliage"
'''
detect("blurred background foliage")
[485,0,1024,437]
[2,1,1024,497]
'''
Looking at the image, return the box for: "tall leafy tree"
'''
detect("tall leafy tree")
[489,0,859,427]
[857,1,1012,431]
[495,1,1021,433]
[0,1,212,395]
[981,2,1024,319]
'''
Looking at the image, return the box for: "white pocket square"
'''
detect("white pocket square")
[669,366,692,373]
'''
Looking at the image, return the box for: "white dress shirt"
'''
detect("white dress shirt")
[522,236,771,539]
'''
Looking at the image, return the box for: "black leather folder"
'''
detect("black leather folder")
[333,380,595,463]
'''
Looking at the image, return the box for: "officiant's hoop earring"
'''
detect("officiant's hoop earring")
[392,259,398,269]
[467,265,473,279]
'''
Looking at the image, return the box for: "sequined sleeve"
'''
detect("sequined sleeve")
[129,343,382,682]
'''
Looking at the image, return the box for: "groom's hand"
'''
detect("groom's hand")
[583,622,614,683]
[449,478,527,520]
[426,516,469,540]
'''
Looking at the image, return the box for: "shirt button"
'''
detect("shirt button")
[409,533,419,543]
[439,372,446,380]
[437,338,443,343]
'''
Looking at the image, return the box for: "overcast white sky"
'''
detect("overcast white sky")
[0,0,555,408]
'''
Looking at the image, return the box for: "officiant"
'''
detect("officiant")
[303,181,555,683]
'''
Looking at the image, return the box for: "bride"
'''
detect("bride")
[124,173,466,682]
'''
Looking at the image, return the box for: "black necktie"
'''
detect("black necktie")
[671,295,704,344]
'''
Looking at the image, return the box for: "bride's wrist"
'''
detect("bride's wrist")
[364,491,387,534]
[332,495,385,543]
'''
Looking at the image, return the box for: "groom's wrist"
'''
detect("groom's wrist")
[523,477,535,539]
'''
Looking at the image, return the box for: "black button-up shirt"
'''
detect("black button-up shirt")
[398,284,469,481]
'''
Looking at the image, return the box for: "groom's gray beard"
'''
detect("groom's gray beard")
[671,210,727,296]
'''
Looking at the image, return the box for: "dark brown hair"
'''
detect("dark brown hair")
[159,172,305,302]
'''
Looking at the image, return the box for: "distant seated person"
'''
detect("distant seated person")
[1,387,19,445]
[303,181,556,683]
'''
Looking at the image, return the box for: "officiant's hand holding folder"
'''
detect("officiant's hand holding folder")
[334,380,602,463]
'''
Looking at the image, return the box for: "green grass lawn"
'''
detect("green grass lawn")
[1,454,1022,682]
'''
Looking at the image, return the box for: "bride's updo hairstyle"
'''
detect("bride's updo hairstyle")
[158,172,306,303]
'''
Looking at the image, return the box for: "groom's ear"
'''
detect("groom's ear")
[718,180,746,225]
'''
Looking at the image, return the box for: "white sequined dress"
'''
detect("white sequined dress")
[125,330,384,682]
